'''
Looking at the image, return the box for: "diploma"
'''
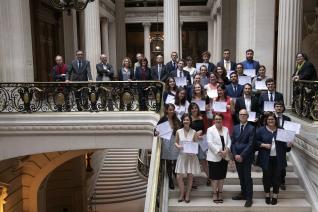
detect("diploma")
[198,135,208,152]
[212,101,227,112]
[255,80,267,90]
[183,141,199,154]
[247,111,257,122]
[276,129,296,143]
[156,121,173,139]
[165,94,175,104]
[161,131,173,140]
[244,69,256,77]
[196,63,209,71]
[238,76,252,85]
[263,101,275,112]
[283,121,301,134]
[207,89,218,98]
[192,100,206,111]
[174,77,187,87]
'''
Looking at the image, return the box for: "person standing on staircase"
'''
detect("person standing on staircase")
[231,109,255,207]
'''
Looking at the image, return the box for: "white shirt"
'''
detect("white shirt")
[224,60,231,72]
[244,95,252,111]
[268,91,275,101]
[270,137,277,156]
[177,69,183,77]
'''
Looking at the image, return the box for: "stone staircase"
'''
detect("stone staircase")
[91,149,148,205]
[168,160,312,212]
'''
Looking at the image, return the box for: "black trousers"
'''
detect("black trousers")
[281,168,286,185]
[235,160,253,200]
[262,156,281,194]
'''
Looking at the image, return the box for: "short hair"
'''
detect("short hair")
[171,51,178,56]
[214,113,224,120]
[265,78,275,85]
[263,112,278,127]
[296,52,308,60]
[178,59,185,64]
[230,71,238,78]
[223,49,231,53]
[202,51,211,58]
[246,49,254,54]
[243,83,252,89]
[259,65,266,70]
[274,100,285,112]
[236,63,244,68]
[76,50,84,54]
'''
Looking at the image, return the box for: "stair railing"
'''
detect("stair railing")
[87,190,97,212]
[138,149,150,177]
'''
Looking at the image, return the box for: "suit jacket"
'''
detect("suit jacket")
[225,83,244,98]
[293,61,317,80]
[206,125,232,162]
[235,95,260,122]
[135,67,152,80]
[217,60,237,71]
[277,114,291,128]
[255,126,291,170]
[118,68,134,81]
[258,91,284,114]
[66,59,92,81]
[231,123,255,162]
[240,60,260,74]
[205,62,216,74]
[165,61,178,74]
[169,69,192,85]
[96,63,114,81]
[151,64,168,82]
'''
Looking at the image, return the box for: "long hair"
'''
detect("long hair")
[216,83,227,100]
[165,77,177,91]
[122,57,132,68]
[175,87,187,106]
[180,113,192,128]
[192,83,205,100]
[164,103,181,135]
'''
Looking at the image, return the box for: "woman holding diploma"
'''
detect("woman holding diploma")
[206,113,232,203]
[215,65,230,85]
[175,114,201,203]
[255,112,292,205]
[191,83,210,130]
[163,77,177,105]
[171,87,190,120]
[156,103,181,189]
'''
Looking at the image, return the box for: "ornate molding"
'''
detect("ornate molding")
[294,135,318,161]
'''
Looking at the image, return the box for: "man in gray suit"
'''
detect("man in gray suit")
[66,50,93,111]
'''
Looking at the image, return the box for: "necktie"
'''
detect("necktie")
[173,62,175,69]
[270,92,273,101]
[240,125,244,134]
[180,71,183,77]
[158,65,161,80]
[277,116,281,127]
[78,61,82,70]
[234,85,237,93]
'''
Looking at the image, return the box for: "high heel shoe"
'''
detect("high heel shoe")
[217,192,223,203]
[212,192,218,203]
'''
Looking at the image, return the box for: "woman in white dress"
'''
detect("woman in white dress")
[175,114,201,203]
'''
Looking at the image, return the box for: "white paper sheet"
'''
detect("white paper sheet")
[283,121,301,134]
[244,69,256,77]
[238,76,252,85]
[207,89,218,98]
[212,101,227,112]
[192,100,206,111]
[276,129,296,143]
[165,94,175,104]
[156,121,173,140]
[263,101,275,112]
[255,80,267,90]
[195,63,209,71]
[247,111,257,122]
[183,141,199,154]
[174,77,187,87]
[198,135,208,152]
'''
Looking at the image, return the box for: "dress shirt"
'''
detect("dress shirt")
[275,113,283,127]
[245,61,254,69]
[78,60,82,69]
[224,60,231,72]
[268,91,275,101]
[177,69,183,77]
[270,137,277,156]
[244,95,252,111]
[158,64,162,80]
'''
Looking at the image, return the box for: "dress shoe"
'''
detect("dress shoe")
[244,200,253,207]
[280,184,286,190]
[232,195,246,200]
[265,197,271,204]
[271,197,278,205]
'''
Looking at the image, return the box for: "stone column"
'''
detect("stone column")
[0,0,34,82]
[276,0,303,108]
[143,22,151,65]
[101,18,110,57]
[109,22,117,76]
[207,17,214,59]
[216,8,222,62]
[212,16,217,62]
[78,12,86,51]
[63,9,78,64]
[163,0,179,63]
[115,0,126,70]
[179,21,183,59]
[85,0,101,80]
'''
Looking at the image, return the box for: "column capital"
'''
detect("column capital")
[101,17,108,22]
[142,22,152,27]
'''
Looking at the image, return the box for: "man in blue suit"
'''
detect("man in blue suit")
[226,72,244,98]
[165,51,178,74]
[231,109,255,207]
[240,49,260,75]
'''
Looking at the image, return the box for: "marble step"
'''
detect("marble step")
[97,175,141,182]
[168,197,311,212]
[92,193,145,205]
[95,178,145,186]
[98,172,138,178]
[94,189,146,200]
[95,181,147,190]
[101,166,136,171]
[95,184,147,195]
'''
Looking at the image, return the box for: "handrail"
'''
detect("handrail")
[144,137,162,212]
[137,149,150,178]
[292,80,318,120]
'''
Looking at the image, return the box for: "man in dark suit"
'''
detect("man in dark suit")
[240,49,260,75]
[258,78,284,114]
[225,72,244,98]
[231,109,255,207]
[151,55,168,82]
[274,101,291,190]
[292,52,317,81]
[165,51,178,74]
[96,54,114,81]
[169,60,191,87]
[217,49,236,72]
[202,51,216,74]
[66,50,93,111]
[235,83,259,125]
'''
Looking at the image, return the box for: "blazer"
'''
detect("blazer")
[66,59,92,81]
[258,91,284,114]
[225,83,244,98]
[206,125,232,162]
[151,64,168,82]
[207,62,216,74]
[118,67,134,81]
[165,61,178,73]
[292,60,317,80]
[240,60,260,74]
[51,64,67,81]
[235,95,260,124]
[135,66,152,80]
[217,60,237,71]
[277,114,291,128]
[169,69,192,85]
[96,63,114,81]
[231,123,255,162]
[255,126,291,170]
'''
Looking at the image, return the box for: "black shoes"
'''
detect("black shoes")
[232,195,246,200]
[244,200,253,207]
[265,197,271,204]
[271,197,278,205]
[280,184,286,190]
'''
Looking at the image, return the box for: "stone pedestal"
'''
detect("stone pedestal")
[276,0,303,108]
[143,23,151,65]
[85,0,101,80]
[101,18,110,57]
[163,0,179,63]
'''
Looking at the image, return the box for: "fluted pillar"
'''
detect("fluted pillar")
[179,21,183,59]
[63,9,78,64]
[78,12,85,51]
[216,8,222,62]
[277,0,303,108]
[212,16,217,62]
[85,0,101,80]
[109,21,117,77]
[115,0,126,70]
[207,17,214,59]
[101,18,110,57]
[143,22,151,65]
[163,0,179,63]
[0,0,34,82]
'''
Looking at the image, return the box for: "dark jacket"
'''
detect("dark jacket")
[66,59,92,81]
[293,60,317,80]
[151,64,168,82]
[118,68,134,81]
[225,83,244,98]
[258,91,284,114]
[96,63,114,81]
[135,66,152,80]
